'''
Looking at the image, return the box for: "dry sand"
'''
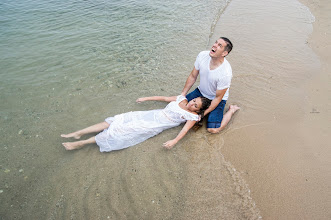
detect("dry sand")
[214,0,330,219]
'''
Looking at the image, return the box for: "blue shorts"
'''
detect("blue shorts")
[186,88,227,128]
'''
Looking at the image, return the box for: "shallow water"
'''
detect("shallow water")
[0,0,257,219]
[0,0,318,219]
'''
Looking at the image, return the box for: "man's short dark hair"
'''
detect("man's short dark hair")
[220,37,233,54]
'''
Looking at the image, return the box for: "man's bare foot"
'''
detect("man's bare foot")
[62,141,85,150]
[61,132,81,140]
[229,105,240,114]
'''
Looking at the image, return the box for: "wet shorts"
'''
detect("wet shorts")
[186,88,227,128]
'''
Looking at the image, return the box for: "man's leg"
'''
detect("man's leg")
[186,88,203,101]
[207,101,240,134]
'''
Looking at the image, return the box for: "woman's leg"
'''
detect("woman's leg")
[61,122,109,139]
[62,136,96,150]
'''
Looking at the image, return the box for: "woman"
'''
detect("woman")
[61,95,211,152]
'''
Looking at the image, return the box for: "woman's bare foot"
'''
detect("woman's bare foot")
[229,105,240,114]
[62,141,85,150]
[61,132,82,140]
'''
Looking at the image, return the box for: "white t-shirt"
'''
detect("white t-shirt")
[194,51,232,100]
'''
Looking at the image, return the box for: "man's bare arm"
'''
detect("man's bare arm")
[203,88,227,116]
[181,67,199,96]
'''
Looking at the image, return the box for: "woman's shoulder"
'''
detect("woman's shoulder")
[184,111,199,121]
[176,95,187,102]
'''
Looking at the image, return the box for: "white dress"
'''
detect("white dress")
[95,95,199,152]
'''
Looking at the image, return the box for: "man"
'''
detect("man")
[181,37,240,134]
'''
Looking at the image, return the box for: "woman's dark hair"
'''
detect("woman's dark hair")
[193,97,211,131]
[199,97,211,114]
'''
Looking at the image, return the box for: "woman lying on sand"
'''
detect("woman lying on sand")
[61,95,211,152]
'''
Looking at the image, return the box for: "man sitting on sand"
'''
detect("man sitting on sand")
[181,37,240,133]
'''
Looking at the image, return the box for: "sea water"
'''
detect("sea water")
[0,0,262,219]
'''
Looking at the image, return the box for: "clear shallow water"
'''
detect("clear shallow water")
[0,0,231,124]
[1,0,262,219]
[0,0,226,86]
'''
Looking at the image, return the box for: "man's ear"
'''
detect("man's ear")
[222,50,229,57]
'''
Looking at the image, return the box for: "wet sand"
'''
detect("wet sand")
[215,0,330,219]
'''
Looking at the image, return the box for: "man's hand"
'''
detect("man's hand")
[163,139,178,149]
[204,88,227,115]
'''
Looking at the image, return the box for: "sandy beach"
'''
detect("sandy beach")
[214,0,330,218]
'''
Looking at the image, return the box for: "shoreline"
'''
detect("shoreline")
[211,0,330,218]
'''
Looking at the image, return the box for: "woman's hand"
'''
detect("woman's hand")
[163,139,178,149]
[136,97,147,103]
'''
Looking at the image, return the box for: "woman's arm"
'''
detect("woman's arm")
[163,120,196,149]
[136,96,177,103]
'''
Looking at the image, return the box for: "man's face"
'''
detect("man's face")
[209,38,228,58]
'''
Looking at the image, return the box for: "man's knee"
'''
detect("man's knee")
[207,123,226,133]
[207,128,221,134]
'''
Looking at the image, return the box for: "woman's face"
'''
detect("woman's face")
[187,97,202,112]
